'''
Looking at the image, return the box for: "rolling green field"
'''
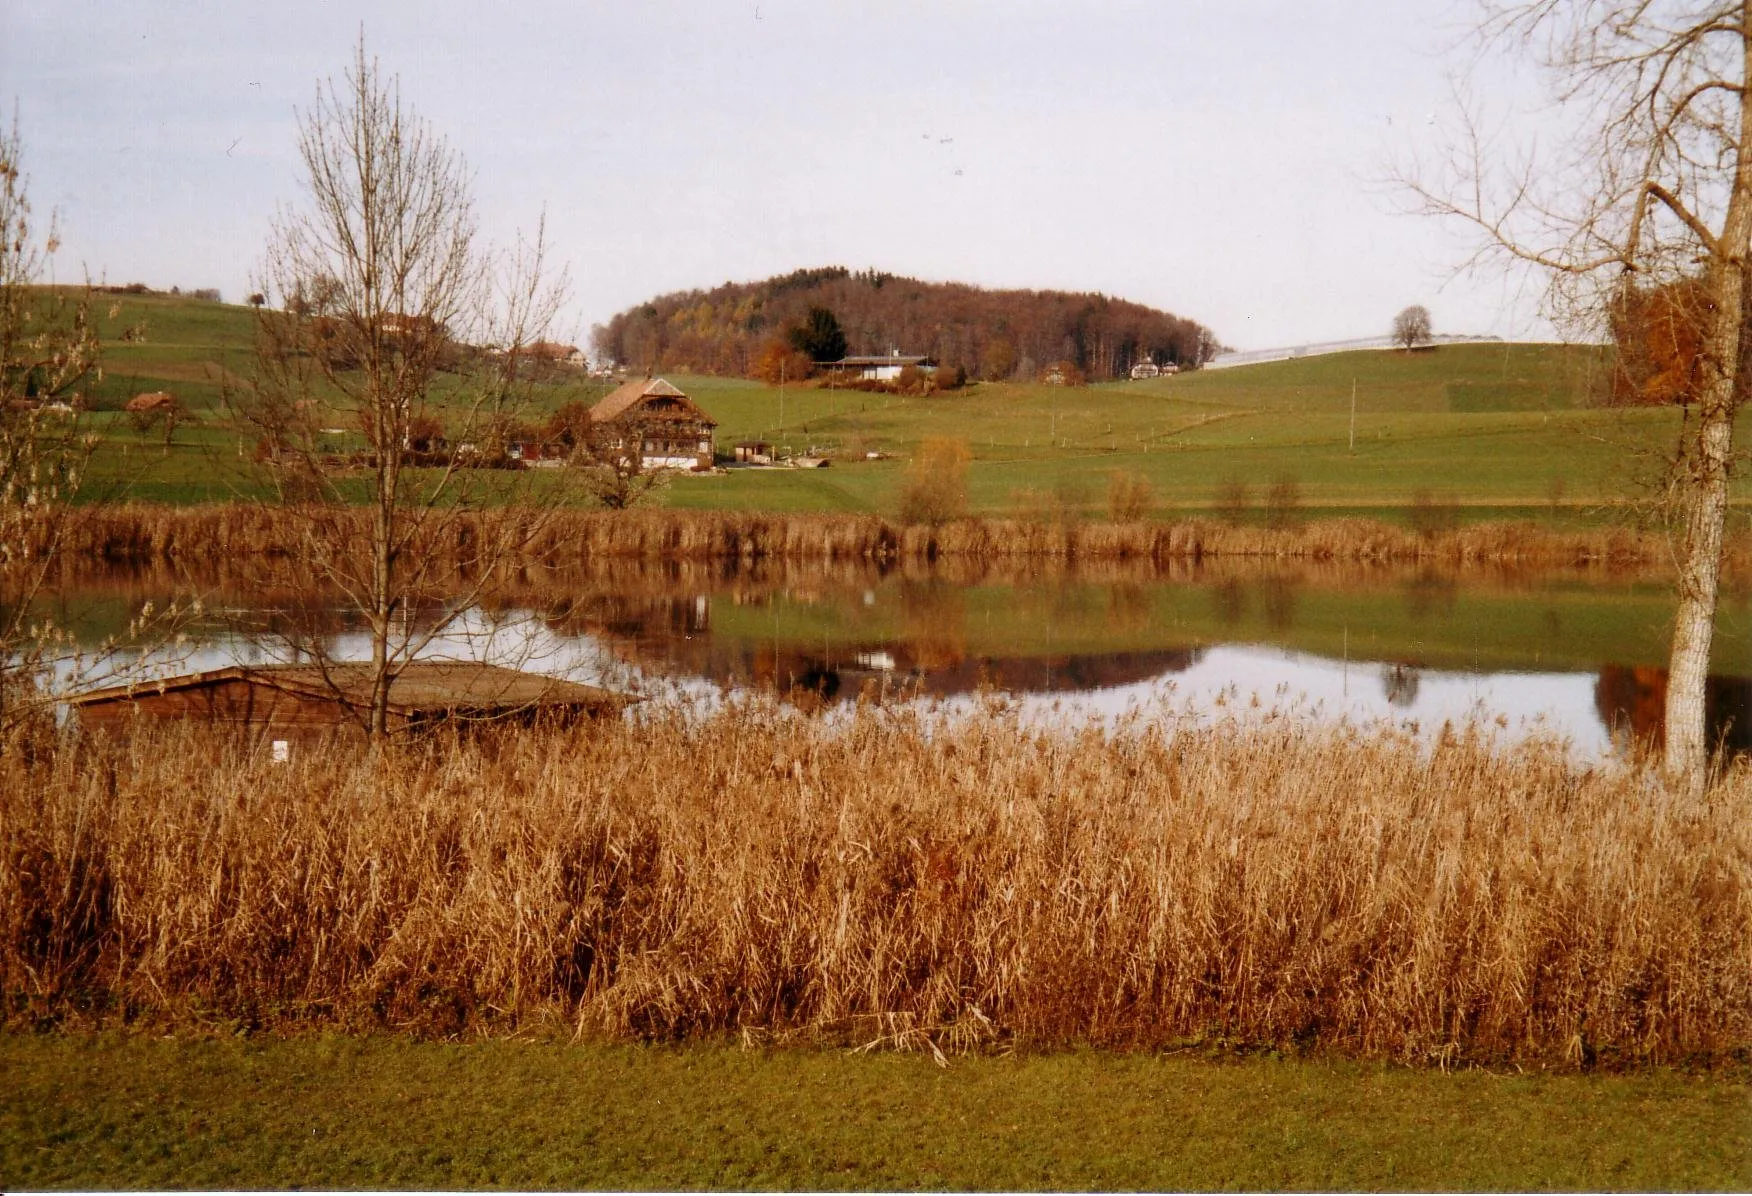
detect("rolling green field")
[3,1034,1746,1191]
[58,290,1749,524]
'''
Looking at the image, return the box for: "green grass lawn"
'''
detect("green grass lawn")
[60,291,1751,525]
[2,1034,1746,1191]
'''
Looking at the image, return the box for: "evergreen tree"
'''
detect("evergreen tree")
[788,306,848,362]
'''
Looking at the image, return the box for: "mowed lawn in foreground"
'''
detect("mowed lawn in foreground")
[2,1034,1747,1191]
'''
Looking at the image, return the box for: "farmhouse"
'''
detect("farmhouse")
[524,341,586,367]
[822,351,937,382]
[67,661,631,751]
[587,377,716,471]
[125,391,178,415]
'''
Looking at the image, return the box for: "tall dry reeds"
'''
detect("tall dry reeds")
[3,709,1748,1066]
[13,503,1689,570]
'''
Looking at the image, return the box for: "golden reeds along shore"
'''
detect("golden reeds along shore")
[10,503,1672,568]
[4,705,1748,1068]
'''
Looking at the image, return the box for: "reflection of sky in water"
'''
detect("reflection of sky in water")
[73,609,1617,760]
[989,644,1613,759]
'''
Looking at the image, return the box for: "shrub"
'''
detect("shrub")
[1408,489,1461,539]
[1107,471,1154,522]
[1265,474,1302,530]
[1217,479,1252,526]
[898,438,971,525]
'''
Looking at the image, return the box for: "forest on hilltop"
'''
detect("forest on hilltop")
[590,267,1219,382]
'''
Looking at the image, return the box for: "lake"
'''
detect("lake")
[40,555,1752,758]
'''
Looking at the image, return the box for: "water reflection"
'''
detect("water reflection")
[37,555,1752,761]
[1595,665,1752,756]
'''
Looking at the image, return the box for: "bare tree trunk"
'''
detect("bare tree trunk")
[1665,404,1733,784]
[1664,12,1752,790]
[369,471,394,740]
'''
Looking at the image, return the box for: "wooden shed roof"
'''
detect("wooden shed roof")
[67,661,631,717]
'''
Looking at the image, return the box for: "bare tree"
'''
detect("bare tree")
[1403,1,1752,790]
[1391,304,1433,350]
[0,113,187,740]
[579,419,670,510]
[235,39,570,739]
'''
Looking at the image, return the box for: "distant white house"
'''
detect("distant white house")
[823,350,937,382]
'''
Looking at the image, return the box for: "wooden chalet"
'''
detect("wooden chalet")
[587,377,716,471]
[67,661,632,751]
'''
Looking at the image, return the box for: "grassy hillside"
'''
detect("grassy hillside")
[60,293,1725,525]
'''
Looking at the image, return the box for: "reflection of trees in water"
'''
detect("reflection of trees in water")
[1206,576,1298,630]
[899,581,966,671]
[1403,571,1458,621]
[1261,575,1298,630]
[542,593,709,641]
[1382,663,1421,707]
[1211,579,1245,626]
[1595,664,1752,758]
[1105,584,1151,632]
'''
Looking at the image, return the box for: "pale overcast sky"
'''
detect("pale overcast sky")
[4,0,1556,351]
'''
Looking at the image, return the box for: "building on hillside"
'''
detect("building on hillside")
[586,377,717,471]
[125,391,178,415]
[733,440,774,465]
[524,341,585,367]
[820,350,937,382]
[1128,359,1182,380]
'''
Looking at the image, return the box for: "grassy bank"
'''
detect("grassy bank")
[4,1033,1748,1190]
[5,709,1748,1066]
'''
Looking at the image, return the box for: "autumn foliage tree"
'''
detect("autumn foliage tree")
[897,437,971,525]
[1606,280,1714,406]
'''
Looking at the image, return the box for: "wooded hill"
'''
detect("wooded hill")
[590,267,1218,382]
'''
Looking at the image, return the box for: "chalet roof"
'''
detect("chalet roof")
[587,377,714,426]
[66,661,632,717]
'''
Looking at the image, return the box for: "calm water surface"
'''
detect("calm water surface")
[47,557,1752,759]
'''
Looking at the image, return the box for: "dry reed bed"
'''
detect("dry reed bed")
[4,709,1749,1066]
[11,504,1685,570]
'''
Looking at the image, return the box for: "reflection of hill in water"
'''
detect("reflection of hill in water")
[546,592,1202,698]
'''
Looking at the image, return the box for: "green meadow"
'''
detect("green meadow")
[61,290,1745,525]
[3,1034,1746,1191]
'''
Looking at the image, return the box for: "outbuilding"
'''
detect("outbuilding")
[66,661,631,752]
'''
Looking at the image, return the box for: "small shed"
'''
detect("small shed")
[67,661,632,747]
[734,440,774,464]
